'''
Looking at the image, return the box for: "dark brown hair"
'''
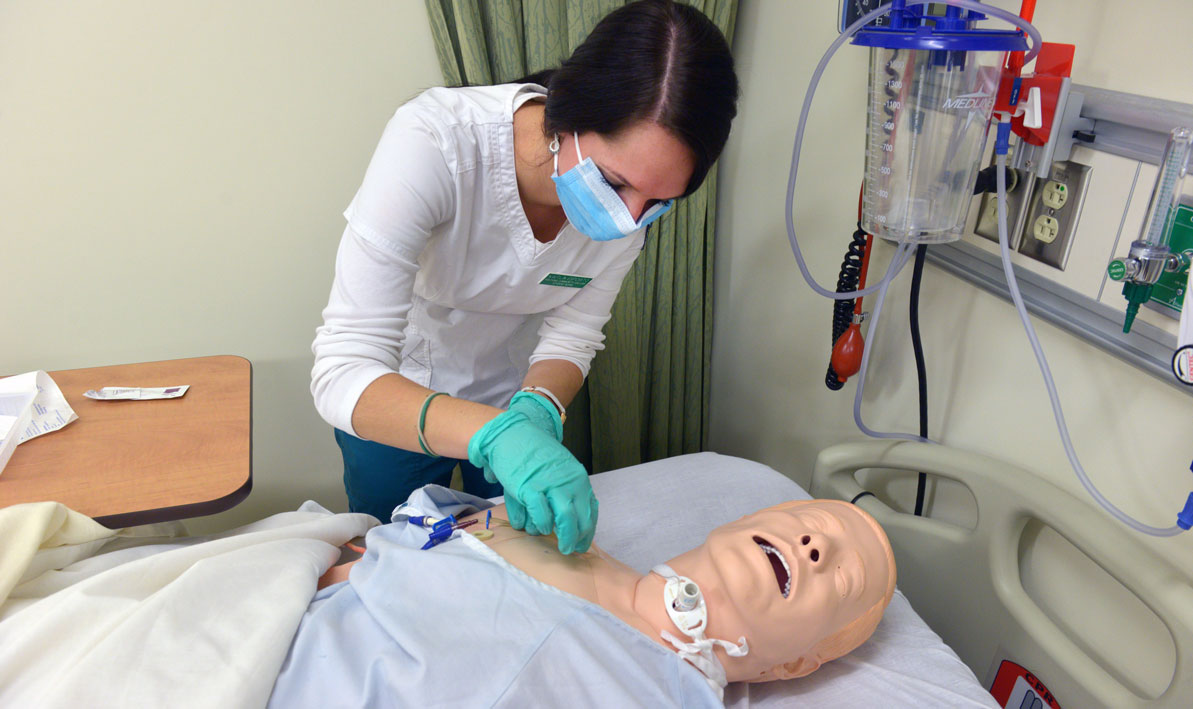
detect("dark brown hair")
[530,0,738,197]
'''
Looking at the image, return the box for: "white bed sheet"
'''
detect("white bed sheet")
[0,501,377,708]
[588,452,999,708]
[0,453,998,708]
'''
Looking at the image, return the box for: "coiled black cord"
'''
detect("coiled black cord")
[825,225,869,391]
[826,49,899,392]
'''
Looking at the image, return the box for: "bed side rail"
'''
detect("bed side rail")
[812,440,1193,709]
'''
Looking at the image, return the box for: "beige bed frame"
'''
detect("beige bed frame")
[812,441,1193,709]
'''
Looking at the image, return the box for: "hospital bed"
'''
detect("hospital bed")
[810,441,1193,709]
[3,445,1189,707]
[589,446,1193,708]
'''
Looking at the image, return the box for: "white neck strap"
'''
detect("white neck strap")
[651,564,749,700]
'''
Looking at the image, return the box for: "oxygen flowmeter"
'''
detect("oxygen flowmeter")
[1107,127,1193,333]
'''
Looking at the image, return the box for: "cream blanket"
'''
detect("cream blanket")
[0,501,376,707]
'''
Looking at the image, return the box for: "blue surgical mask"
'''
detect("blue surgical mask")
[550,132,672,241]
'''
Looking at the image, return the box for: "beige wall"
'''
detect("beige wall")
[3,0,1190,567]
[710,0,1193,572]
[0,1,442,532]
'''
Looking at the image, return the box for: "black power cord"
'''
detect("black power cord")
[909,243,929,516]
[907,166,1014,516]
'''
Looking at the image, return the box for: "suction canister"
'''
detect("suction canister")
[854,2,1027,243]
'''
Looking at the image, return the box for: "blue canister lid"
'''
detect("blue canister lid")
[853,25,1026,52]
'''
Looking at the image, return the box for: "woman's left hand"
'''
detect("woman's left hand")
[506,391,564,441]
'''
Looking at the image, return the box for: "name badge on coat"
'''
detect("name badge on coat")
[539,273,592,288]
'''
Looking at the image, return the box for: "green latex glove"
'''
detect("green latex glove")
[507,391,564,442]
[469,409,597,554]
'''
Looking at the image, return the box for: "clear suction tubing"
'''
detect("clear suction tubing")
[784,0,1190,535]
[992,134,1186,537]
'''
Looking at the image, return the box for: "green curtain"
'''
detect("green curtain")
[424,0,738,472]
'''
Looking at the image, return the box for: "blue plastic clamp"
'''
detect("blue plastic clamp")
[1177,492,1193,531]
[995,120,1014,155]
[420,524,456,550]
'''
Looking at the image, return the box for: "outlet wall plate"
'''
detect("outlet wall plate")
[975,169,1037,249]
[1017,160,1092,270]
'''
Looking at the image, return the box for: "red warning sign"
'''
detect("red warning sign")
[989,660,1061,709]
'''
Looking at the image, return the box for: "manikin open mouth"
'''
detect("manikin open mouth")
[753,536,791,598]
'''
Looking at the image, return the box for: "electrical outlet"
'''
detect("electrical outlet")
[1033,214,1060,243]
[1041,180,1068,209]
[1017,160,1092,270]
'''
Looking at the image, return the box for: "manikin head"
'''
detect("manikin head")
[662,500,896,682]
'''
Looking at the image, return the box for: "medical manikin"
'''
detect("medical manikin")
[485,499,894,684]
[293,496,896,704]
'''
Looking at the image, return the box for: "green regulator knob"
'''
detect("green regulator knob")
[1107,257,1126,280]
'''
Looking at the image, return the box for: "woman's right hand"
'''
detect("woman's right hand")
[468,409,597,555]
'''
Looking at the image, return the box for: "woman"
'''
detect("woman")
[311,0,739,554]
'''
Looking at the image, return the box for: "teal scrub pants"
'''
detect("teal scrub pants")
[335,429,504,522]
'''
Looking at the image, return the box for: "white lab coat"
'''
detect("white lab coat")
[311,83,646,436]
